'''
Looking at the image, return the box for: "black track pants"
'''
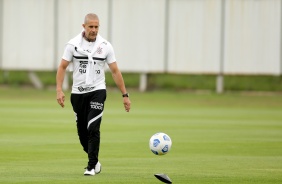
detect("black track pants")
[71,89,106,168]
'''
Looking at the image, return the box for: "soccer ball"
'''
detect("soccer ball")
[149,132,172,155]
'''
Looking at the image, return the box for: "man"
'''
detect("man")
[56,13,131,176]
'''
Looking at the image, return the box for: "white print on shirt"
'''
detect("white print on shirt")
[90,101,104,110]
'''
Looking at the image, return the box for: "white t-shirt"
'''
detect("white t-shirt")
[62,37,116,94]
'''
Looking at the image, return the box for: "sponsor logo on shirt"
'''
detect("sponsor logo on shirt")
[78,86,95,92]
[79,60,96,74]
[79,61,87,74]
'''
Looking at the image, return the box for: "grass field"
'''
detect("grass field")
[0,87,282,184]
[1,70,282,91]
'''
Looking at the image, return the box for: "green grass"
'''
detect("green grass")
[1,70,282,91]
[0,88,282,183]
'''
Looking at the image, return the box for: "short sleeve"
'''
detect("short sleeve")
[106,42,116,64]
[62,44,75,62]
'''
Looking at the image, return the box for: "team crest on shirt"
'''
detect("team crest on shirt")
[97,47,103,54]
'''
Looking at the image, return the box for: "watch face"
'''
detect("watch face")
[123,93,129,97]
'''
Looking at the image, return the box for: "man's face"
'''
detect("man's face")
[83,19,99,41]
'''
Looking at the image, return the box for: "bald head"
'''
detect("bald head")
[84,13,99,24]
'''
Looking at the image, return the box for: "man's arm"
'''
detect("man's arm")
[108,62,131,112]
[56,59,69,108]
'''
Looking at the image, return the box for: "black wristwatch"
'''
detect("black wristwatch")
[122,93,129,97]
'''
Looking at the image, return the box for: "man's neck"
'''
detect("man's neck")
[84,36,96,42]
[82,32,96,42]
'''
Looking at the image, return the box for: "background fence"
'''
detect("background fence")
[0,0,281,86]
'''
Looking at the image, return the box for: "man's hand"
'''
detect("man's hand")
[57,90,65,108]
[123,97,131,112]
[56,59,69,108]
